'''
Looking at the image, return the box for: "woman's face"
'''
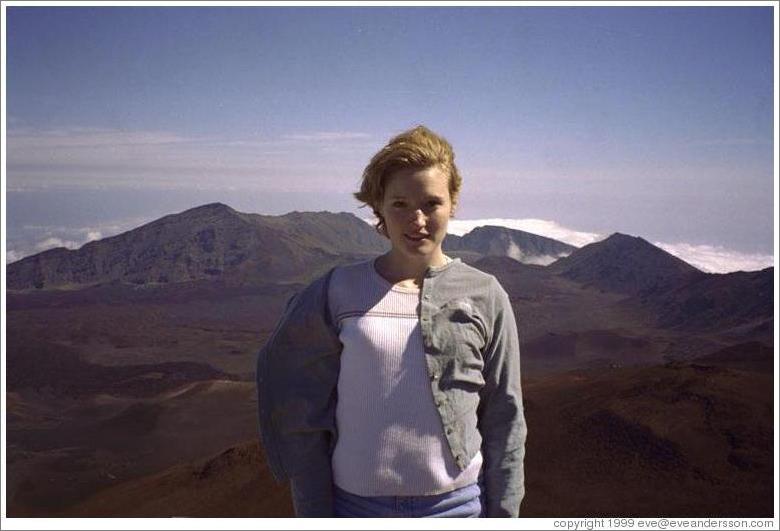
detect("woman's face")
[378,165,453,263]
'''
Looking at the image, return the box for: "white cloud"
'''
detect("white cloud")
[6,216,154,264]
[524,255,564,266]
[653,241,774,274]
[34,237,80,251]
[8,127,187,148]
[446,218,604,248]
[6,127,373,192]
[5,250,25,263]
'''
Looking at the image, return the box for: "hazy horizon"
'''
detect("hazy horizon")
[5,193,774,274]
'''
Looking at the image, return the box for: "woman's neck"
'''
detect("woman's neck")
[375,250,450,289]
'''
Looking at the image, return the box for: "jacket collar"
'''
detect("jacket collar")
[425,257,461,278]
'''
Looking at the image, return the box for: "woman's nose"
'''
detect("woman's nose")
[409,209,425,226]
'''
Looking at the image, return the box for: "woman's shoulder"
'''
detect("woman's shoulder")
[331,256,375,275]
[329,256,375,288]
[296,258,373,292]
[444,259,503,290]
[436,261,510,313]
[326,257,378,310]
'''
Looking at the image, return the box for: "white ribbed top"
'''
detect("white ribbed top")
[328,257,482,496]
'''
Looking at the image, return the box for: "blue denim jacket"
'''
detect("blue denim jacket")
[256,258,527,517]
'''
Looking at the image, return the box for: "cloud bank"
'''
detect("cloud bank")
[5,217,154,265]
[652,241,774,274]
[6,126,375,193]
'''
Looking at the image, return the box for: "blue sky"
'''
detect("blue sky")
[3,5,776,271]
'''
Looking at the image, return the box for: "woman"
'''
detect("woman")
[257,125,526,518]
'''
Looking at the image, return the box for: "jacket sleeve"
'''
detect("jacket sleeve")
[477,279,527,517]
[256,270,342,517]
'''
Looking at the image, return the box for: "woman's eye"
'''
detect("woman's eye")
[392,201,406,208]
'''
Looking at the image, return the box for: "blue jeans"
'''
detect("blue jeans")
[333,482,485,518]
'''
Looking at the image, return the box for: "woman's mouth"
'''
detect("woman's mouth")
[404,233,428,242]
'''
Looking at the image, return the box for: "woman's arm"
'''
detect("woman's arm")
[256,270,342,517]
[477,280,527,517]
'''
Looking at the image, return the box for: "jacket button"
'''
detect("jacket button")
[446,427,453,435]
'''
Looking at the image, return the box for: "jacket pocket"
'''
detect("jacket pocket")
[431,299,487,392]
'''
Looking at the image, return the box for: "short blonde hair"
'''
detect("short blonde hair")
[354,125,462,236]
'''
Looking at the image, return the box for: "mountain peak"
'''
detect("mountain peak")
[182,202,237,215]
[606,231,641,240]
[200,202,233,210]
[602,232,649,246]
[550,232,702,295]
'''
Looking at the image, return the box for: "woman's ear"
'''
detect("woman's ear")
[375,213,389,238]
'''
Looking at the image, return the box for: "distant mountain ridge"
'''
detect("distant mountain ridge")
[8,203,769,302]
[549,233,703,295]
[8,203,575,290]
[7,203,388,290]
[444,225,575,265]
[641,267,773,334]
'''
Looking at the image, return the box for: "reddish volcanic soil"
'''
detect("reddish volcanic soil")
[521,363,773,517]
[6,380,263,516]
[8,362,772,518]
[62,441,294,517]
